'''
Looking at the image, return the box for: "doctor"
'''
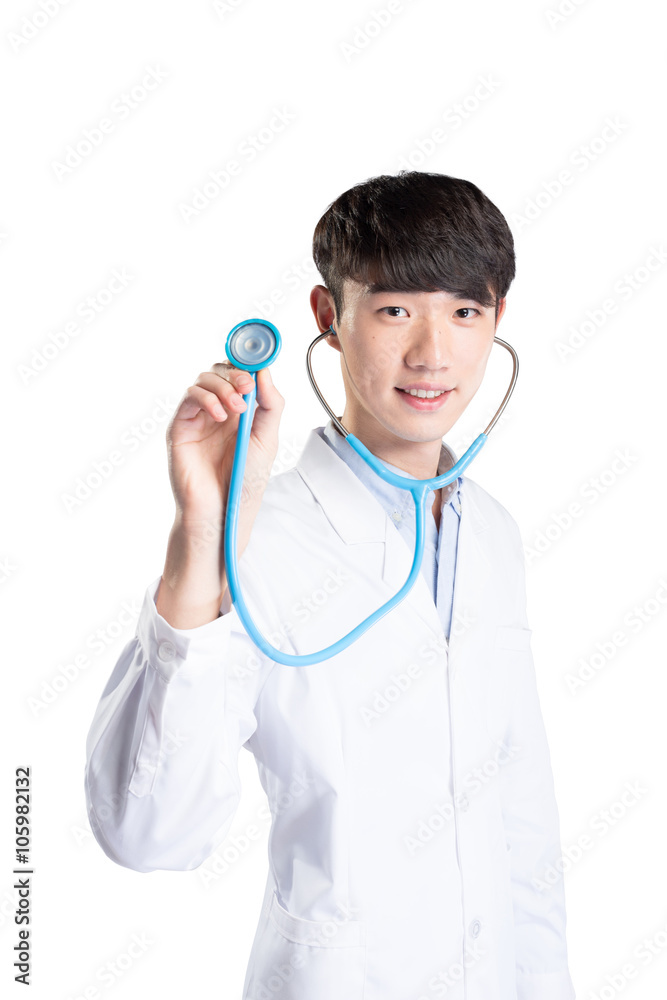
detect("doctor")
[84,171,576,1000]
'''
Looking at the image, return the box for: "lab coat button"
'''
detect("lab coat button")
[470,919,481,939]
[157,640,176,662]
[391,510,402,522]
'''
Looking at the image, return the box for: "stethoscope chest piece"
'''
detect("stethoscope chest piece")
[225,318,282,372]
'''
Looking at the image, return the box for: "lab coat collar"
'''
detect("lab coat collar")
[320,419,462,515]
[295,427,492,641]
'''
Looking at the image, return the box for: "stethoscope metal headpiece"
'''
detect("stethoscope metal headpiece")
[306,325,519,440]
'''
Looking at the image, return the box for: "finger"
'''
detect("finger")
[195,370,254,415]
[174,383,230,422]
[210,363,255,396]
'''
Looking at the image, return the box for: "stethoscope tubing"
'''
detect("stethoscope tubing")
[223,375,440,666]
[223,325,517,666]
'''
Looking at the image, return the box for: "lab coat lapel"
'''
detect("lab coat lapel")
[295,429,439,637]
[295,428,387,545]
[380,512,444,637]
[295,429,492,643]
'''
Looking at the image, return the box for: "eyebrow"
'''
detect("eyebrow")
[365,287,491,308]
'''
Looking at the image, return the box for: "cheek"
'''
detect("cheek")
[460,339,488,366]
[352,339,392,384]
[461,342,492,381]
[339,345,377,399]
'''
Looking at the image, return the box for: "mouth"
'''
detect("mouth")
[395,386,452,410]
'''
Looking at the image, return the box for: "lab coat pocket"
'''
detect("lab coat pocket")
[485,626,533,747]
[494,625,533,651]
[245,889,367,999]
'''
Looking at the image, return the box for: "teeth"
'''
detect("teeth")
[402,388,447,398]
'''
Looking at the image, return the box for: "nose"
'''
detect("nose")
[404,316,452,370]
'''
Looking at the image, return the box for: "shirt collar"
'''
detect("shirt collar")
[319,419,461,520]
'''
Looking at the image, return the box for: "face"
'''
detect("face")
[310,278,506,467]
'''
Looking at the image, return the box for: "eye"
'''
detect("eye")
[454,307,480,319]
[380,306,408,317]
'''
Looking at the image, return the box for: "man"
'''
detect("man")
[85,171,576,999]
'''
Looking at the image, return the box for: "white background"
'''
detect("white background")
[2,0,666,997]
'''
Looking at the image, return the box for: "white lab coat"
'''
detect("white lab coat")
[84,426,576,1000]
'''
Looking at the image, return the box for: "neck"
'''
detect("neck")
[337,411,442,480]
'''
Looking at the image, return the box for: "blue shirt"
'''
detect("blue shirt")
[317,420,462,639]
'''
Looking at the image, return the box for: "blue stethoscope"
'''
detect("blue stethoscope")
[224,318,518,666]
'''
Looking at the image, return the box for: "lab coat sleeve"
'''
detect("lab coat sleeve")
[500,528,576,1000]
[84,574,273,873]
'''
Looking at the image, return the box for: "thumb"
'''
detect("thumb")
[250,365,284,436]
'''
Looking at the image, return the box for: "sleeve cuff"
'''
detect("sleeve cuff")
[137,576,241,682]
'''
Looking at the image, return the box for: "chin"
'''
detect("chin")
[383,419,449,445]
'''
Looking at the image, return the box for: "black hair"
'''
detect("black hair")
[312,170,515,323]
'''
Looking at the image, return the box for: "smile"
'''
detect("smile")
[395,387,452,410]
[398,388,448,398]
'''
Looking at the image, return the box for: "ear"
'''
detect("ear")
[310,284,341,352]
[494,297,507,327]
